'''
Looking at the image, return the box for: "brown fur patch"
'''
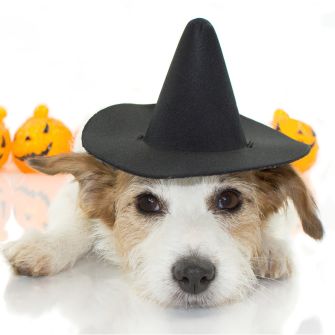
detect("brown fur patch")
[252,166,323,240]
[224,166,323,241]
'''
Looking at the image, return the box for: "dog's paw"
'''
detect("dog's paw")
[2,233,54,277]
[253,243,293,280]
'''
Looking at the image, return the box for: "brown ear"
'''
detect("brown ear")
[28,153,115,179]
[254,165,324,240]
[28,153,117,226]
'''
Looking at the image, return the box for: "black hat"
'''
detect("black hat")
[82,18,309,179]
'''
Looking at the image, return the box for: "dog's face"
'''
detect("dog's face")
[29,153,323,307]
[113,174,260,307]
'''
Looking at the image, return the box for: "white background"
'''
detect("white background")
[1,0,335,131]
[1,0,335,334]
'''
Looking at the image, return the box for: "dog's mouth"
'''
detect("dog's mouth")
[171,292,213,308]
[15,142,53,161]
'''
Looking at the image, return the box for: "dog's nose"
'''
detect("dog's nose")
[172,256,215,294]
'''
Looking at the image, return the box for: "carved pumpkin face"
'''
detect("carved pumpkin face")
[13,105,73,173]
[273,109,318,172]
[0,107,11,169]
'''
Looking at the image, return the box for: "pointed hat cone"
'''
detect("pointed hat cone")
[144,18,247,152]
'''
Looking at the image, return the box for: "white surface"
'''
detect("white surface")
[1,0,335,334]
[0,232,334,334]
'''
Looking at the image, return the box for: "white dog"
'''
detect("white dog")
[2,140,323,307]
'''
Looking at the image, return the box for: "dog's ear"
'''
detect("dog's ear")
[28,153,117,226]
[254,165,324,240]
[28,152,114,179]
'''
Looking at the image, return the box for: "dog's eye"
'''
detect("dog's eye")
[216,189,241,211]
[136,193,162,214]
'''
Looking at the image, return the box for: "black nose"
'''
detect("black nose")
[172,256,215,294]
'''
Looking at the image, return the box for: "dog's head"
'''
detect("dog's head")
[29,153,323,307]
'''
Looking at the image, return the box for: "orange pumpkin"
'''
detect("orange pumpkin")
[13,104,73,173]
[0,107,11,169]
[272,109,318,172]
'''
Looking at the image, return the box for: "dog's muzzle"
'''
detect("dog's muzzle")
[172,256,216,294]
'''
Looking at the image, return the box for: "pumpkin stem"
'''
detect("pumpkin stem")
[34,104,49,118]
[0,106,7,122]
[272,109,290,128]
[274,109,289,121]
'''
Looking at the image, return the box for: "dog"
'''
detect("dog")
[2,148,323,307]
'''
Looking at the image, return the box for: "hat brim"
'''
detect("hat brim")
[82,104,310,179]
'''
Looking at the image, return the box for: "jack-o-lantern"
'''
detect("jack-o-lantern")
[13,104,73,173]
[0,174,12,240]
[273,109,318,172]
[0,107,11,169]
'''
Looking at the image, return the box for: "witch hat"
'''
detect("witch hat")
[82,18,310,178]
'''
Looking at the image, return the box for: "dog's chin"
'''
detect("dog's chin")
[136,282,255,308]
[140,291,218,308]
[169,291,226,308]
[146,291,247,308]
